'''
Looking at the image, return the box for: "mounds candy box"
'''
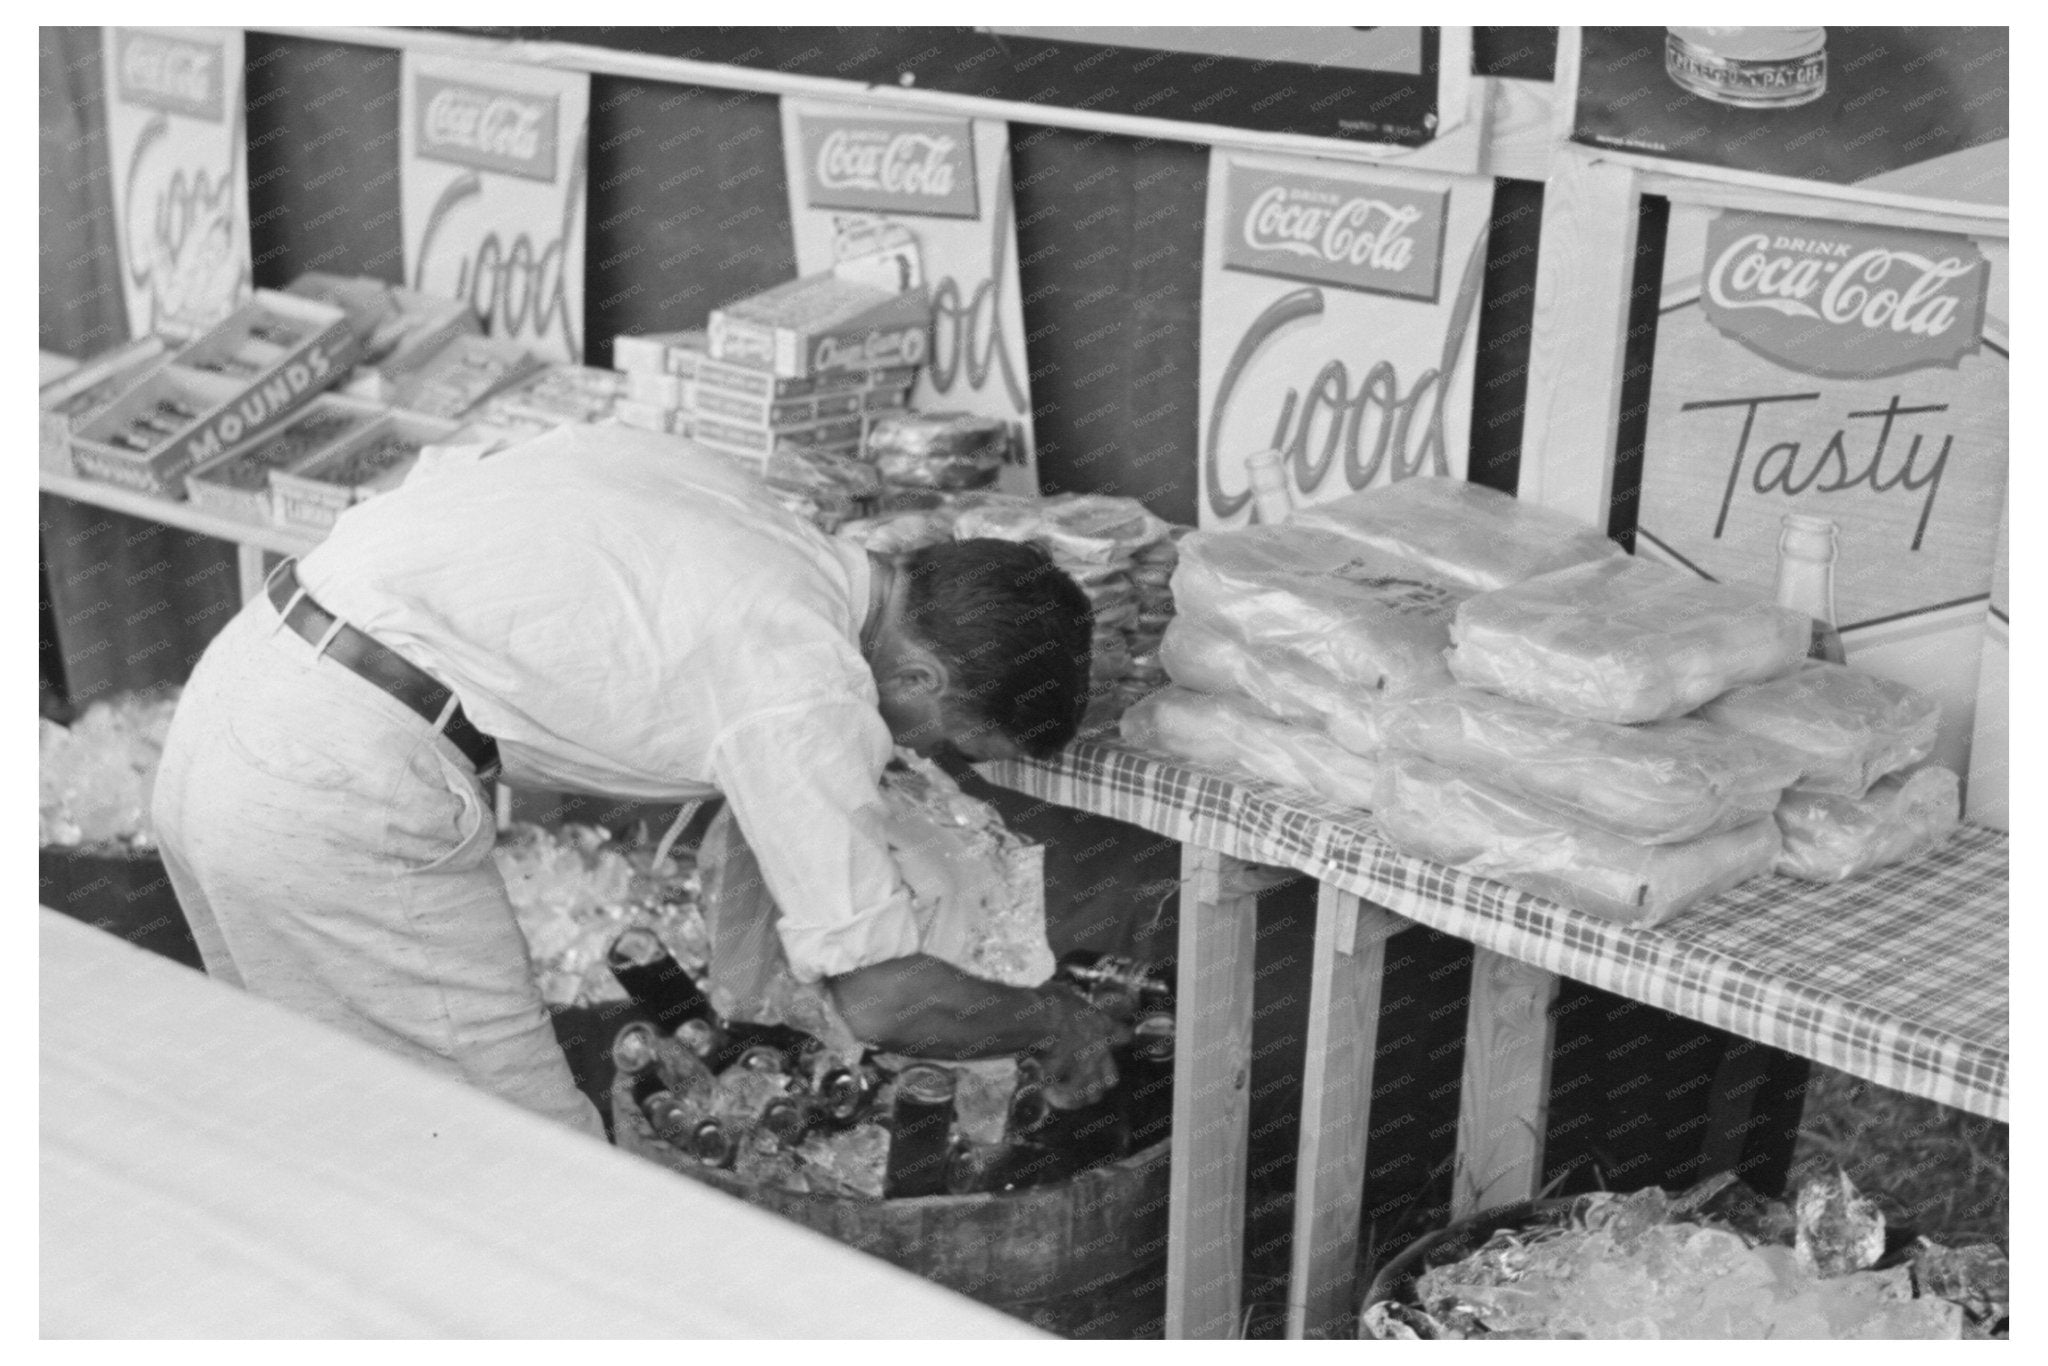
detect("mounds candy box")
[68,366,251,498]
[282,272,479,394]
[39,337,170,476]
[270,410,459,534]
[185,395,386,525]
[72,292,361,497]
[386,334,545,420]
[173,289,361,397]
[707,272,930,379]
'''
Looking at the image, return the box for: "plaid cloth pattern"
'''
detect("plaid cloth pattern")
[984,739,2009,1122]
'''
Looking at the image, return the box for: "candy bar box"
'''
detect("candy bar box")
[39,337,169,475]
[384,334,546,420]
[708,273,931,379]
[185,395,387,525]
[270,410,460,534]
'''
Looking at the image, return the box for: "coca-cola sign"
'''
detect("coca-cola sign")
[114,28,224,123]
[1702,211,1988,380]
[799,115,979,219]
[1220,161,1448,301]
[414,75,560,183]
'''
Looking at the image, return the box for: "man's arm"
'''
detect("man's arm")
[829,954,1131,1108]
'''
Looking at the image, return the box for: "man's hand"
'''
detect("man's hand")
[1030,986,1133,1111]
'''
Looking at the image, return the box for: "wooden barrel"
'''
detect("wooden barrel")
[611,1074,1170,1314]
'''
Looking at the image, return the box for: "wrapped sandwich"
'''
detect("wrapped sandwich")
[1376,687,1804,844]
[1700,663,1941,798]
[1292,476,1625,592]
[1448,556,1808,723]
[1120,685,1382,810]
[1372,752,1782,928]
[1774,765,1961,882]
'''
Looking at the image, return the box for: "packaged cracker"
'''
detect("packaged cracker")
[1373,752,1782,929]
[1378,686,1804,845]
[708,273,930,378]
[1120,686,1382,811]
[1773,765,1961,883]
[1293,476,1626,592]
[1172,525,1467,697]
[1448,555,1808,724]
[1698,662,1941,797]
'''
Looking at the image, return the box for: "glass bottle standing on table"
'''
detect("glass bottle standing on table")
[1775,512,1848,664]
[1246,448,1293,526]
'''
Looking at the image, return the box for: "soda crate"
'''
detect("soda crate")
[68,366,250,498]
[39,337,170,476]
[270,410,459,534]
[185,395,387,525]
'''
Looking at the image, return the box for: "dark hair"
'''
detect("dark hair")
[899,538,1094,757]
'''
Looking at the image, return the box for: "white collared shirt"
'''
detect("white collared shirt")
[299,425,921,980]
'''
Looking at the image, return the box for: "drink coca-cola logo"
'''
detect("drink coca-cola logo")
[1221,160,1448,301]
[114,29,224,122]
[800,115,978,219]
[1702,210,1988,379]
[414,76,560,183]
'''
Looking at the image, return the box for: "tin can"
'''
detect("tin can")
[1665,27,1827,109]
[883,1063,959,1199]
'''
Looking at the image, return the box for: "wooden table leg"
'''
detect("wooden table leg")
[1452,948,1559,1219]
[1285,885,1401,1339]
[1165,845,1259,1340]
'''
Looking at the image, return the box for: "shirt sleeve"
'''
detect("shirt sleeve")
[708,699,923,982]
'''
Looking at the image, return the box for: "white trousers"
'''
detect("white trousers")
[151,586,605,1141]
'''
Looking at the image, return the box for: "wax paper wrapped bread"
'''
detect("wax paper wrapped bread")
[1376,687,1804,844]
[952,492,1171,565]
[1292,477,1626,592]
[1172,525,1468,697]
[1158,613,1386,732]
[1773,765,1961,882]
[1372,752,1782,928]
[1120,685,1382,810]
[1698,663,1941,798]
[1448,556,1808,723]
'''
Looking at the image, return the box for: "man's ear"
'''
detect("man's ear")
[881,656,948,702]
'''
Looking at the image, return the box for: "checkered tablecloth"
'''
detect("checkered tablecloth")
[983,738,2009,1122]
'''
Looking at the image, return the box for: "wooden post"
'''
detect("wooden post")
[1165,845,1260,1339]
[1285,886,1402,1339]
[1517,143,1641,530]
[1452,948,1559,1219]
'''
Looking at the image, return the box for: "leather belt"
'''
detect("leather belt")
[266,562,501,782]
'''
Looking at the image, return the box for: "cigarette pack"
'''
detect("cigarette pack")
[185,396,387,525]
[613,399,683,434]
[612,329,705,377]
[624,369,687,409]
[485,365,624,428]
[68,367,254,498]
[39,337,170,475]
[708,273,931,379]
[386,334,545,420]
[270,410,460,534]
